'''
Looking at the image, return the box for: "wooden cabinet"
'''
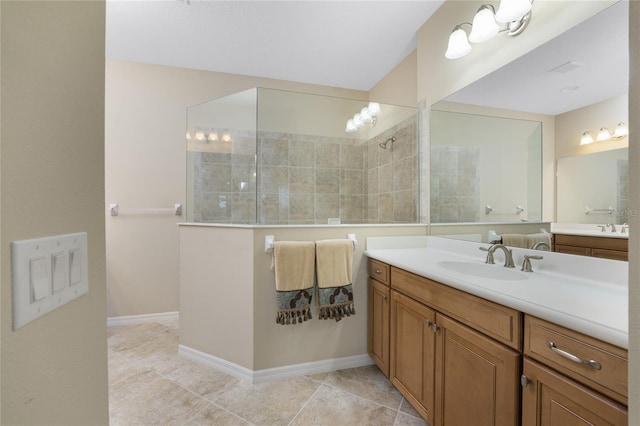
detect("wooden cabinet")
[367,259,628,425]
[389,266,522,426]
[390,290,435,420]
[522,358,627,426]
[434,314,520,426]
[367,259,391,377]
[522,315,628,425]
[554,234,628,261]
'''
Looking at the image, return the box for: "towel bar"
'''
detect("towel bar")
[264,234,358,253]
[109,203,182,216]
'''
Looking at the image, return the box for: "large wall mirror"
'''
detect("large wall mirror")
[429,1,628,227]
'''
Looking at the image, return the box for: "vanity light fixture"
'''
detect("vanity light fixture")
[580,122,628,145]
[187,128,231,143]
[445,0,532,60]
[345,102,381,133]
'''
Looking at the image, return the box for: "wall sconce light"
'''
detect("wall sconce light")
[580,122,628,145]
[187,128,232,143]
[346,102,381,133]
[445,0,532,60]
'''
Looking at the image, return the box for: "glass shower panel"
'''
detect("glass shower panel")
[186,89,258,223]
[186,87,418,225]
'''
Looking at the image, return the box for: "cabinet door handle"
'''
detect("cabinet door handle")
[520,374,530,387]
[432,323,440,333]
[425,320,432,327]
[382,295,387,301]
[546,341,602,370]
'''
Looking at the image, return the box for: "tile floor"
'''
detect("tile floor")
[108,320,428,425]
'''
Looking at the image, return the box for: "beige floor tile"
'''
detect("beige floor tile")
[399,397,424,419]
[210,376,321,425]
[110,374,209,426]
[291,384,398,426]
[394,411,429,426]
[323,365,403,410]
[184,403,250,426]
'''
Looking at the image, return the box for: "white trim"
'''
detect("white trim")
[179,344,373,385]
[107,311,179,327]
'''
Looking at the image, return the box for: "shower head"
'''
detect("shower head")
[379,136,396,149]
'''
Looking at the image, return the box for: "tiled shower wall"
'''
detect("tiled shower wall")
[191,117,418,224]
[430,145,480,223]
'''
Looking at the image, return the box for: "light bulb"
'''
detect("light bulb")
[207,132,218,142]
[580,131,594,145]
[469,5,499,43]
[345,119,358,133]
[597,127,611,142]
[445,26,472,59]
[195,130,206,141]
[360,107,372,123]
[221,133,232,142]
[495,0,532,23]
[367,102,381,116]
[613,122,628,140]
[353,113,364,128]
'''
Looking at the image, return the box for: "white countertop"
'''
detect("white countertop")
[551,222,629,239]
[365,236,628,349]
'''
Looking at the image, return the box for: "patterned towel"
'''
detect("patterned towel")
[272,241,316,325]
[315,239,355,322]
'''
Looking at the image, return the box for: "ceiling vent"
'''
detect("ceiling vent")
[547,61,584,74]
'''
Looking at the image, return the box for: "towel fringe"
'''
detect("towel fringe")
[318,303,355,322]
[276,306,312,325]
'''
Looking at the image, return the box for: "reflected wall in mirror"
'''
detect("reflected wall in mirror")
[557,148,628,224]
[430,106,542,224]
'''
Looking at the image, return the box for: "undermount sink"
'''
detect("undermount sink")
[436,260,528,281]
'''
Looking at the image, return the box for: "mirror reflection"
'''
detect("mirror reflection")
[557,148,628,224]
[429,1,628,229]
[430,107,542,224]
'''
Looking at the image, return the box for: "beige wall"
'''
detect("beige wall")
[555,93,628,159]
[105,61,367,318]
[628,1,639,422]
[179,224,427,370]
[1,2,108,424]
[369,50,417,107]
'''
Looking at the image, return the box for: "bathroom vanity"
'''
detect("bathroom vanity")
[366,236,628,426]
[551,223,629,261]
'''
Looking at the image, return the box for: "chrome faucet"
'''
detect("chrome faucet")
[621,223,629,234]
[530,242,550,251]
[480,244,515,268]
[607,223,617,233]
[521,255,543,272]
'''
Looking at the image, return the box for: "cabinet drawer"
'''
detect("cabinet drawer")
[554,244,591,257]
[524,315,627,405]
[368,258,390,285]
[391,267,522,351]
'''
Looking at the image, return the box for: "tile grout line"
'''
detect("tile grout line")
[286,381,325,426]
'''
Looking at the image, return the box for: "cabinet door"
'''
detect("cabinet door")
[522,358,627,426]
[434,314,520,426]
[390,290,436,422]
[368,278,390,377]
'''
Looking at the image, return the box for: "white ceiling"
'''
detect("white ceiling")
[105,0,445,91]
[445,1,629,116]
[106,1,628,115]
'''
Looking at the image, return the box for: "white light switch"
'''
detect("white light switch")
[52,252,68,293]
[69,249,82,286]
[12,232,89,330]
[30,257,49,302]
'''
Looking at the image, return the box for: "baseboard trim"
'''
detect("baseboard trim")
[107,311,179,327]
[178,344,373,385]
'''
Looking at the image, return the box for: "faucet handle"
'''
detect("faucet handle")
[521,255,543,272]
[598,224,606,232]
[622,223,629,234]
[479,246,494,264]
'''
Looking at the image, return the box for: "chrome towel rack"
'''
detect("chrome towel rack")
[109,203,183,217]
[265,233,358,253]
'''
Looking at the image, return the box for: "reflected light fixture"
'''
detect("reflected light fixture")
[345,102,381,133]
[445,0,532,60]
[580,122,628,145]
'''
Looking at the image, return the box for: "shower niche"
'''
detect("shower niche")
[186,88,418,224]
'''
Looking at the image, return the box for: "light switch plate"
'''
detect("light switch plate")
[12,232,89,330]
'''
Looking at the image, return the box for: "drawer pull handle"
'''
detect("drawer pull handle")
[375,269,382,274]
[546,341,602,370]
